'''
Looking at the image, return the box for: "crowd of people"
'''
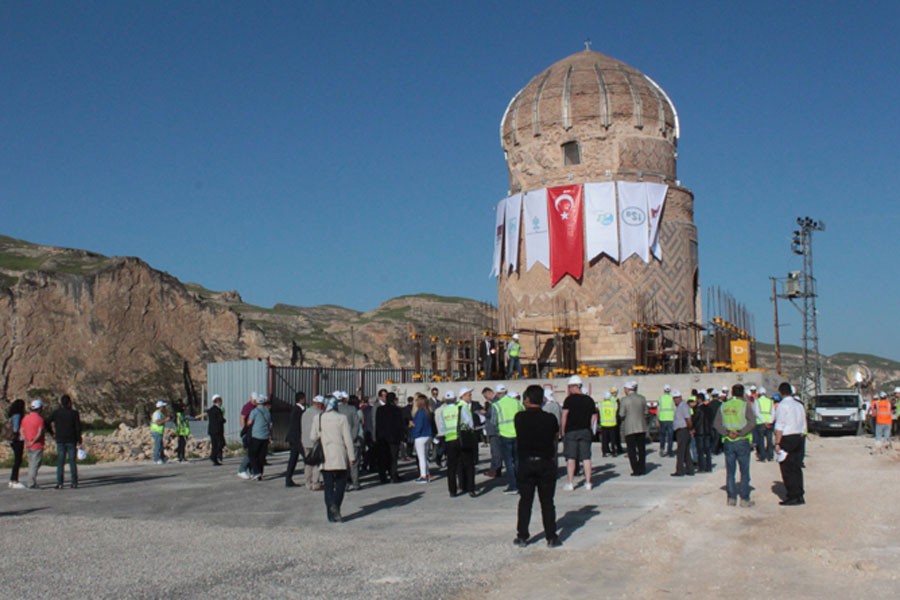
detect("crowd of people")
[6,380,898,545]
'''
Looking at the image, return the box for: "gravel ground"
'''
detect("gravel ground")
[0,444,719,599]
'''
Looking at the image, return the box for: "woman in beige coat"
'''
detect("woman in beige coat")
[310,396,356,522]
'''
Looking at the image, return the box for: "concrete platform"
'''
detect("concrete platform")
[1,443,714,599]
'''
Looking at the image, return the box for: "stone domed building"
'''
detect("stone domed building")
[496,49,701,363]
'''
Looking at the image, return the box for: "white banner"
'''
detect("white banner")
[490,198,505,277]
[522,188,549,271]
[505,193,523,273]
[584,182,619,262]
[617,181,650,263]
[646,183,668,260]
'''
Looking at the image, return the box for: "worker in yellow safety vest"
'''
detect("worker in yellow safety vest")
[754,387,775,461]
[713,384,756,507]
[492,388,524,494]
[174,402,191,463]
[506,334,523,379]
[657,385,675,457]
[599,392,619,457]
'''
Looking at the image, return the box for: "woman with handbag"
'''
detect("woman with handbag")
[310,395,356,523]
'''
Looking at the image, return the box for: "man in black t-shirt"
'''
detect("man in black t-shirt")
[561,376,598,492]
[513,385,561,548]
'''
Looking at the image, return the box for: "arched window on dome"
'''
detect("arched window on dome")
[562,141,581,166]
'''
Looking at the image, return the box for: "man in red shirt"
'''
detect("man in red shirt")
[20,399,46,489]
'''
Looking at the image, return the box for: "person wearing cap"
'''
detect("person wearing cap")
[375,392,405,484]
[335,391,362,490]
[482,386,503,478]
[311,395,356,523]
[670,391,694,477]
[21,399,47,488]
[754,387,775,461]
[506,333,523,379]
[301,395,325,490]
[618,382,648,476]
[246,395,272,480]
[437,389,476,497]
[206,394,226,466]
[514,385,562,548]
[657,384,675,458]
[542,388,561,426]
[47,394,83,489]
[871,391,893,449]
[561,375,598,491]
[284,392,307,486]
[598,391,618,457]
[236,392,259,479]
[713,384,756,507]
[150,400,169,465]
[492,385,524,494]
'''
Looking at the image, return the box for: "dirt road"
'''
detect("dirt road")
[464,434,899,600]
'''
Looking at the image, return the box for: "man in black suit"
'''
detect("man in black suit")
[207,394,226,466]
[375,392,405,483]
[285,392,306,487]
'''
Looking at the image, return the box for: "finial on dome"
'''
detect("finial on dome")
[584,38,592,51]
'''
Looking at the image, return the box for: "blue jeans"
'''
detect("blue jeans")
[151,432,165,463]
[500,437,518,490]
[658,421,674,455]
[723,439,751,500]
[755,425,775,460]
[56,442,78,486]
[874,423,891,442]
[507,357,522,378]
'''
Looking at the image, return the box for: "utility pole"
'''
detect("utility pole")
[350,326,356,370]
[769,277,782,374]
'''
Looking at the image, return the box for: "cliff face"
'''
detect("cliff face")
[0,257,244,418]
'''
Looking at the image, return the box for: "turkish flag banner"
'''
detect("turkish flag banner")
[547,184,584,286]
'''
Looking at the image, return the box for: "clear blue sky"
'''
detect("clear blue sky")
[2,2,898,360]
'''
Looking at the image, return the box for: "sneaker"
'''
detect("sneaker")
[740,499,755,508]
[727,497,737,506]
[154,460,164,465]
[237,471,251,480]
[563,482,574,491]
[546,537,562,548]
[10,482,26,490]
[503,487,518,495]
[415,477,428,483]
[249,474,261,481]
[584,482,593,491]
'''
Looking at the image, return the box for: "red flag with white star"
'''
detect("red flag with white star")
[547,184,584,286]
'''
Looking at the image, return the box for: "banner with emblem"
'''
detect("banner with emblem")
[547,184,584,286]
[522,188,549,271]
[490,198,505,277]
[617,181,650,263]
[504,193,523,273]
[584,182,619,263]
[646,183,668,260]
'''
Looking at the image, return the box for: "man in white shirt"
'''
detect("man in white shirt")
[774,382,807,506]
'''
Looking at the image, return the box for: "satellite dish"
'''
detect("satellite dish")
[845,365,872,388]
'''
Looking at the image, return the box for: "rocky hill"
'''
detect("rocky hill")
[2,235,896,421]
[0,235,495,419]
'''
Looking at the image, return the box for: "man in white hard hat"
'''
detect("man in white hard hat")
[561,375,598,491]
[150,400,169,465]
[506,334,524,379]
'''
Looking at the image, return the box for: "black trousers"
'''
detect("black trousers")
[210,433,225,464]
[600,427,617,455]
[779,434,805,500]
[517,457,557,540]
[285,441,305,481]
[248,438,269,476]
[674,427,694,475]
[625,432,647,475]
[176,436,187,461]
[9,439,24,482]
[445,441,475,495]
[377,440,400,483]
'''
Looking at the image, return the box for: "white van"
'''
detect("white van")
[809,390,865,435]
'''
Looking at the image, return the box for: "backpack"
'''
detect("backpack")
[2,419,16,442]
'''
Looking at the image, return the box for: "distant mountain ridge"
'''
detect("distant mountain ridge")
[1,234,896,419]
